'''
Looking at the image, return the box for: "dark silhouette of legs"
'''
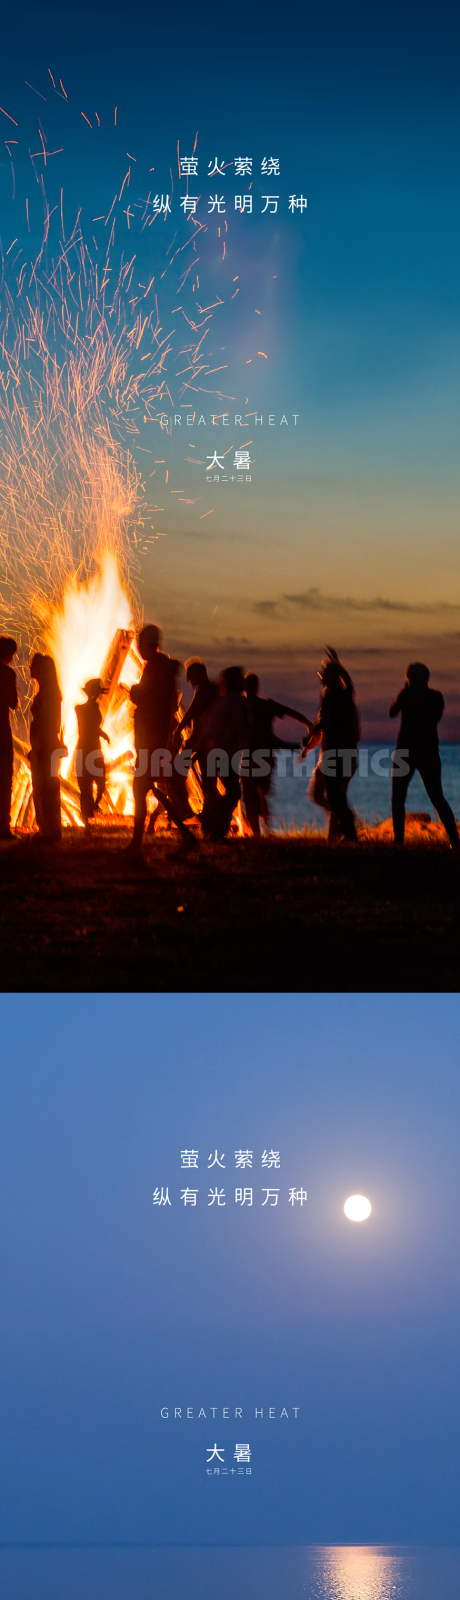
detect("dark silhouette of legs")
[199,774,219,836]
[391,764,412,844]
[131,765,195,850]
[93,769,105,812]
[241,775,271,837]
[30,758,44,833]
[42,777,61,839]
[324,776,357,841]
[30,759,61,838]
[241,777,262,836]
[78,767,105,825]
[132,770,151,847]
[196,758,217,823]
[163,762,194,822]
[78,769,96,825]
[327,808,343,843]
[33,772,61,839]
[0,751,13,836]
[392,757,459,846]
[201,770,241,841]
[418,759,459,847]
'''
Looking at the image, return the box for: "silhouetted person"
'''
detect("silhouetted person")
[128,624,191,851]
[0,636,18,839]
[29,653,64,840]
[302,648,360,842]
[242,673,312,836]
[198,666,249,841]
[76,679,110,827]
[390,662,459,848]
[171,658,218,812]
[158,662,198,828]
[173,659,218,753]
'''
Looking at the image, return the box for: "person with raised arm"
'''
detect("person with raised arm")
[242,673,312,836]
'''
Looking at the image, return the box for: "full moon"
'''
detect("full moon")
[344,1194,372,1222]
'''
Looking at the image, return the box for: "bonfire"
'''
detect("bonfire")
[10,551,205,833]
[10,552,143,828]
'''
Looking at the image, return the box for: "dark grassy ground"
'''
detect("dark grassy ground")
[0,822,458,991]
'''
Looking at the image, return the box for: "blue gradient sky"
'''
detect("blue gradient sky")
[0,993,459,1545]
[0,0,459,734]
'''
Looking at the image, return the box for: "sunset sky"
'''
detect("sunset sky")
[0,0,458,735]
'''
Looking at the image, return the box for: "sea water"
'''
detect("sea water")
[0,1544,458,1599]
[269,744,460,834]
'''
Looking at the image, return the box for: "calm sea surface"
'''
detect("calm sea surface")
[269,744,460,833]
[0,1546,458,1599]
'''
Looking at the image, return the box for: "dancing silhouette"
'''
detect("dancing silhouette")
[128,625,193,851]
[29,654,65,840]
[302,648,360,841]
[198,666,249,841]
[76,678,110,827]
[242,672,311,836]
[390,662,459,847]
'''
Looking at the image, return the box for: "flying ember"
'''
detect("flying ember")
[0,90,240,828]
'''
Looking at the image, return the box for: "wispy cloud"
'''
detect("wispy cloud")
[252,587,460,617]
[252,600,282,618]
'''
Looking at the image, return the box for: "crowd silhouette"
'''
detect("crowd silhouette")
[0,627,458,851]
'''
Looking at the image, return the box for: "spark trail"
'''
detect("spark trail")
[0,85,239,652]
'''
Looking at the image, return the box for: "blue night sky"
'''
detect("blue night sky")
[0,0,459,733]
[0,993,459,1545]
